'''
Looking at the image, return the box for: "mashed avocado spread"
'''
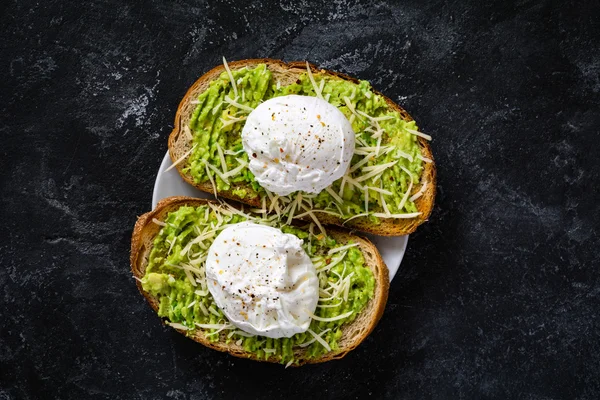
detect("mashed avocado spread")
[141,205,375,365]
[183,63,427,225]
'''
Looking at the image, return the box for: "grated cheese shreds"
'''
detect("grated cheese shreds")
[165,144,198,172]
[307,211,326,237]
[306,328,332,351]
[338,176,346,197]
[294,209,342,219]
[222,158,248,179]
[168,322,190,330]
[400,165,415,184]
[342,212,370,224]
[410,181,428,202]
[325,187,344,204]
[224,148,245,156]
[355,161,397,183]
[316,251,346,273]
[206,162,230,184]
[222,57,238,99]
[263,348,276,354]
[317,300,343,308]
[224,96,254,113]
[184,125,193,142]
[328,243,359,255]
[344,175,365,191]
[184,268,197,287]
[204,163,218,198]
[372,212,422,219]
[208,305,221,317]
[406,128,432,141]
[285,360,294,369]
[396,150,414,162]
[215,142,228,174]
[398,180,414,211]
[365,186,393,195]
[236,339,243,346]
[306,62,323,100]
[195,322,233,330]
[306,309,354,322]
[198,302,209,316]
[418,154,433,163]
[152,218,167,227]
[362,160,398,172]
[187,300,197,308]
[380,191,391,216]
[298,328,331,349]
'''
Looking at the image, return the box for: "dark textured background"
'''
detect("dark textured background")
[1,0,599,398]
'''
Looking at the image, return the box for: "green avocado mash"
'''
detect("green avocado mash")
[141,205,375,365]
[183,63,426,225]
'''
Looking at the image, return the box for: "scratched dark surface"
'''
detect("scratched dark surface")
[1,0,600,399]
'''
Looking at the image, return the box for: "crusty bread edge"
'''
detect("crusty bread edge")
[130,196,389,366]
[167,59,436,236]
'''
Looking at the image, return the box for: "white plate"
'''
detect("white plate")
[152,152,408,281]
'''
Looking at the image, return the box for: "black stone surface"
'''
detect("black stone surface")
[1,0,599,398]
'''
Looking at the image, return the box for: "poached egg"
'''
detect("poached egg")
[205,222,318,338]
[241,94,355,196]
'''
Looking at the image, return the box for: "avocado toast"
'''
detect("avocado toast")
[168,59,436,236]
[131,197,389,366]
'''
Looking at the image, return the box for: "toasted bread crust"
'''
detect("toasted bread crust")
[168,59,436,236]
[131,196,389,366]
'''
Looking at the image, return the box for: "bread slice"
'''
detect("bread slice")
[168,58,436,236]
[130,196,389,365]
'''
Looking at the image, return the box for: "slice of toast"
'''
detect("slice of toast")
[168,59,436,236]
[130,196,389,365]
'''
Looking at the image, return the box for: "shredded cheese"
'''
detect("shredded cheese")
[342,212,369,224]
[306,309,354,322]
[222,57,238,99]
[198,302,209,316]
[203,163,217,198]
[167,322,191,330]
[224,96,254,113]
[418,154,433,163]
[398,180,414,211]
[306,211,326,237]
[165,144,198,173]
[325,187,344,204]
[317,251,348,272]
[328,243,358,255]
[294,209,342,219]
[406,128,432,141]
[206,162,230,184]
[307,328,332,351]
[400,165,415,184]
[298,328,331,349]
[152,218,167,227]
[306,62,323,100]
[355,161,397,182]
[365,186,393,195]
[222,158,248,179]
[317,300,343,308]
[208,305,220,317]
[215,142,228,174]
[372,212,422,219]
[409,181,428,202]
[183,125,193,142]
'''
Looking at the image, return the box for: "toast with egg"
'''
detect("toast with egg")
[168,59,436,236]
[131,196,389,365]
